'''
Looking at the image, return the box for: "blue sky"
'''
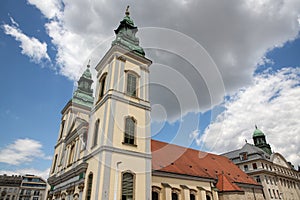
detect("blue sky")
[0,0,300,178]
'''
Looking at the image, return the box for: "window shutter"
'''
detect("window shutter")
[122,173,133,196]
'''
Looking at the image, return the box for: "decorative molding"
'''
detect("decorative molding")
[85,145,152,160]
[180,184,189,189]
[48,162,88,186]
[152,171,216,183]
[161,183,171,188]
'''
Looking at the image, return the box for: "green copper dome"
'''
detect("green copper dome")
[82,67,92,79]
[111,6,145,56]
[71,64,94,108]
[253,126,265,137]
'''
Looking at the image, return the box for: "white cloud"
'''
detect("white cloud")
[3,18,50,64]
[0,138,51,165]
[27,0,62,19]
[198,67,300,167]
[0,168,50,180]
[23,0,300,121]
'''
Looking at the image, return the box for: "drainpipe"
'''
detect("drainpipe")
[113,161,122,200]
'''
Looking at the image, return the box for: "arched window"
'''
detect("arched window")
[171,192,178,200]
[124,117,136,145]
[126,72,138,97]
[171,189,180,200]
[190,190,196,200]
[122,172,134,200]
[86,173,93,200]
[99,74,107,100]
[59,120,65,139]
[68,144,75,165]
[51,154,58,173]
[152,191,159,200]
[93,119,100,147]
[206,195,211,200]
[152,186,161,200]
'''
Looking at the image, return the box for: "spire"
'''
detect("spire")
[71,62,94,108]
[125,5,130,16]
[111,6,145,56]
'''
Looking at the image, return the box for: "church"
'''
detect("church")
[47,8,265,200]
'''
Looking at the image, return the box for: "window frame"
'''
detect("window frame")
[92,119,100,147]
[98,73,107,101]
[152,186,161,200]
[86,173,93,200]
[123,116,137,146]
[51,154,58,173]
[59,120,65,139]
[125,71,139,98]
[121,171,135,200]
[67,143,75,166]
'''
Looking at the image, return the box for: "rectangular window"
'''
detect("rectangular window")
[252,163,257,169]
[273,189,276,198]
[244,165,248,171]
[124,117,135,145]
[255,176,261,183]
[126,73,137,97]
[268,189,273,198]
[68,144,75,165]
[86,174,93,200]
[277,190,281,199]
[92,120,100,147]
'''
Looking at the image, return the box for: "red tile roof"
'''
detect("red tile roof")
[216,174,242,192]
[151,140,259,191]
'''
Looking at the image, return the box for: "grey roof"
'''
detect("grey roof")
[221,143,270,161]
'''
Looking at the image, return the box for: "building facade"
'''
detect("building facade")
[0,174,46,200]
[0,175,22,200]
[222,127,300,200]
[47,8,265,200]
[19,174,47,200]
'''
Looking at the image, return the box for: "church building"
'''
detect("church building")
[47,8,265,200]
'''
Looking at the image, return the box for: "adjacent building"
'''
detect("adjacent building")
[0,175,22,200]
[47,8,265,200]
[19,174,47,200]
[222,127,300,200]
[0,174,46,200]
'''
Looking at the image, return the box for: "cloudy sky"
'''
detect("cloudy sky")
[0,0,299,179]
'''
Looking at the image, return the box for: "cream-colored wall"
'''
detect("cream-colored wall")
[83,48,152,200]
[152,175,213,200]
[109,153,149,200]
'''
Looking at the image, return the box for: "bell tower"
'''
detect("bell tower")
[83,7,152,200]
[47,64,94,200]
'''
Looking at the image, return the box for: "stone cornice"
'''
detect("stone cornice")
[48,162,88,186]
[152,170,216,183]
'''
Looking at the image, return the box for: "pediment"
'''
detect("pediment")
[272,153,289,168]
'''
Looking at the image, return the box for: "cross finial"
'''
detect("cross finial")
[125,5,130,16]
[87,59,90,68]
